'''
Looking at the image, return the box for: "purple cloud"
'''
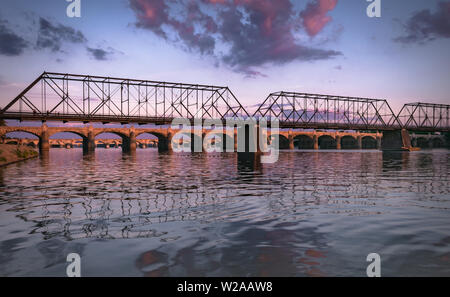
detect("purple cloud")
[129,0,341,76]
[395,1,450,44]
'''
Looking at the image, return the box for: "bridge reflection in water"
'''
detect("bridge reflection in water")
[0,150,447,241]
[0,149,449,276]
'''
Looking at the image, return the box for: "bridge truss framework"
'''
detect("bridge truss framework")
[0,72,449,132]
[0,72,249,124]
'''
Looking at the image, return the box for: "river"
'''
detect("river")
[0,148,449,276]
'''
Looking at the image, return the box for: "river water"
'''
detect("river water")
[0,148,449,276]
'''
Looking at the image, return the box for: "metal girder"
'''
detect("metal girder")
[253,91,400,130]
[0,72,249,123]
[397,102,450,132]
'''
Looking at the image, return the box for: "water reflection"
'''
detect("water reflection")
[382,151,410,172]
[134,220,330,277]
[0,149,449,276]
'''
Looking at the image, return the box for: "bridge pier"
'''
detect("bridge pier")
[122,128,137,153]
[376,136,382,150]
[381,129,413,151]
[83,127,96,154]
[356,135,362,150]
[158,130,173,152]
[288,130,294,150]
[336,135,341,150]
[313,134,319,150]
[39,124,50,152]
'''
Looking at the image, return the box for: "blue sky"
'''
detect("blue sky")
[0,0,449,115]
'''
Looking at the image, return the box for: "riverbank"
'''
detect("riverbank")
[0,144,38,167]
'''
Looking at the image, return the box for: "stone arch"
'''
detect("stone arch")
[135,131,164,139]
[49,131,86,149]
[318,135,337,149]
[136,132,161,149]
[95,131,128,140]
[269,134,290,150]
[362,136,377,149]
[49,130,87,140]
[136,131,169,151]
[341,135,357,149]
[293,134,314,149]
[4,130,40,139]
[95,131,130,152]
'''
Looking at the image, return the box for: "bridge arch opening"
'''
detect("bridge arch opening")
[340,135,357,149]
[50,132,85,149]
[362,136,377,149]
[318,135,337,149]
[136,132,160,149]
[270,134,290,150]
[95,132,125,149]
[293,135,314,149]
[3,131,40,147]
[4,130,39,139]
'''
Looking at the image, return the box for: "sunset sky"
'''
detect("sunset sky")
[0,0,449,114]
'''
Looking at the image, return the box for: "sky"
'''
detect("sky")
[0,0,449,117]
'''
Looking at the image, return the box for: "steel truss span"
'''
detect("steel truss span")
[0,73,449,132]
[397,103,450,132]
[253,91,400,130]
[0,72,249,124]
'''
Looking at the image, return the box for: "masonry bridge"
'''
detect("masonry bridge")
[2,137,158,149]
[0,125,386,153]
[0,72,448,154]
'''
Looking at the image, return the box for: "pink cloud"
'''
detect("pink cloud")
[301,0,338,37]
